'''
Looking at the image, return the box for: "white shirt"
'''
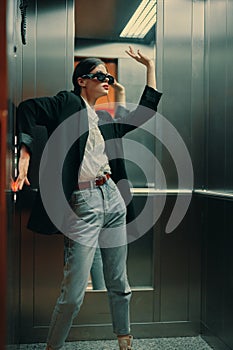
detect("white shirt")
[78,98,111,182]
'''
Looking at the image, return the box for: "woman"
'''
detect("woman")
[16,46,162,350]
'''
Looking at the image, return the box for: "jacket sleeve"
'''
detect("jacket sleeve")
[113,85,162,137]
[17,92,67,154]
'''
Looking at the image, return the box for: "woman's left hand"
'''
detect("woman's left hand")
[125,45,156,89]
[125,45,154,68]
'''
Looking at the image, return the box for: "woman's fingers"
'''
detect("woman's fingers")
[125,46,151,66]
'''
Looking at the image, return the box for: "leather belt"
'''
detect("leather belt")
[77,173,111,190]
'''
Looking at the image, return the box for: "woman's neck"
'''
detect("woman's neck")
[80,91,96,109]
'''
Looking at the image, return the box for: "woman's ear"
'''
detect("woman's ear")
[77,77,86,88]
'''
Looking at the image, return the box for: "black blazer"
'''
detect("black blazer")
[17,85,162,234]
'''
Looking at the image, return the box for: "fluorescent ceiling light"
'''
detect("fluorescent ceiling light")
[120,0,157,39]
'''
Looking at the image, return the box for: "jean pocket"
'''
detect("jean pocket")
[71,189,93,206]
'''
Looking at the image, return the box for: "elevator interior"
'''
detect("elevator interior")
[4,0,233,350]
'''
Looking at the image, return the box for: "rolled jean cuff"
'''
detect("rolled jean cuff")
[114,328,131,336]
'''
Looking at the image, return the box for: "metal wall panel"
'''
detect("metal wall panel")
[156,0,206,190]
[155,0,206,332]
[223,202,233,348]
[190,0,205,189]
[225,0,233,192]
[14,0,75,343]
[201,196,233,350]
[200,0,233,349]
[159,195,199,322]
[205,0,233,193]
[205,1,227,191]
[157,0,193,188]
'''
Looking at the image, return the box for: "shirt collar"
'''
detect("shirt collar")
[81,96,99,123]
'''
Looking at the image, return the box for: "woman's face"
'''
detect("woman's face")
[81,64,111,100]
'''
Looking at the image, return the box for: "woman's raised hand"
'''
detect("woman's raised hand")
[125,45,154,67]
[125,46,156,89]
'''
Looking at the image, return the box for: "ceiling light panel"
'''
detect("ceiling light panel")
[120,0,157,39]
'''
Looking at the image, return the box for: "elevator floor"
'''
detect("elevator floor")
[19,335,213,349]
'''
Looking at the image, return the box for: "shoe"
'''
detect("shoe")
[117,335,133,350]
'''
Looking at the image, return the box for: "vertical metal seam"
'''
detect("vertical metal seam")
[204,0,210,191]
[224,0,228,192]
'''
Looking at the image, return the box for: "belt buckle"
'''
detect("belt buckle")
[95,175,105,187]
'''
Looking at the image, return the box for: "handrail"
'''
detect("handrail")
[194,189,233,200]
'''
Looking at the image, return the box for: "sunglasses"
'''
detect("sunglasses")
[81,72,115,85]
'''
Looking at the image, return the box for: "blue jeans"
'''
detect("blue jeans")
[47,178,132,349]
[90,247,106,290]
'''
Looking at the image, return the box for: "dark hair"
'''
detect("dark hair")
[72,57,105,94]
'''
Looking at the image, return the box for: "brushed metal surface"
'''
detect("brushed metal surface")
[201,1,233,350]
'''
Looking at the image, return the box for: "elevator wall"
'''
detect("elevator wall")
[157,0,233,349]
[200,1,233,349]
[6,0,74,347]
